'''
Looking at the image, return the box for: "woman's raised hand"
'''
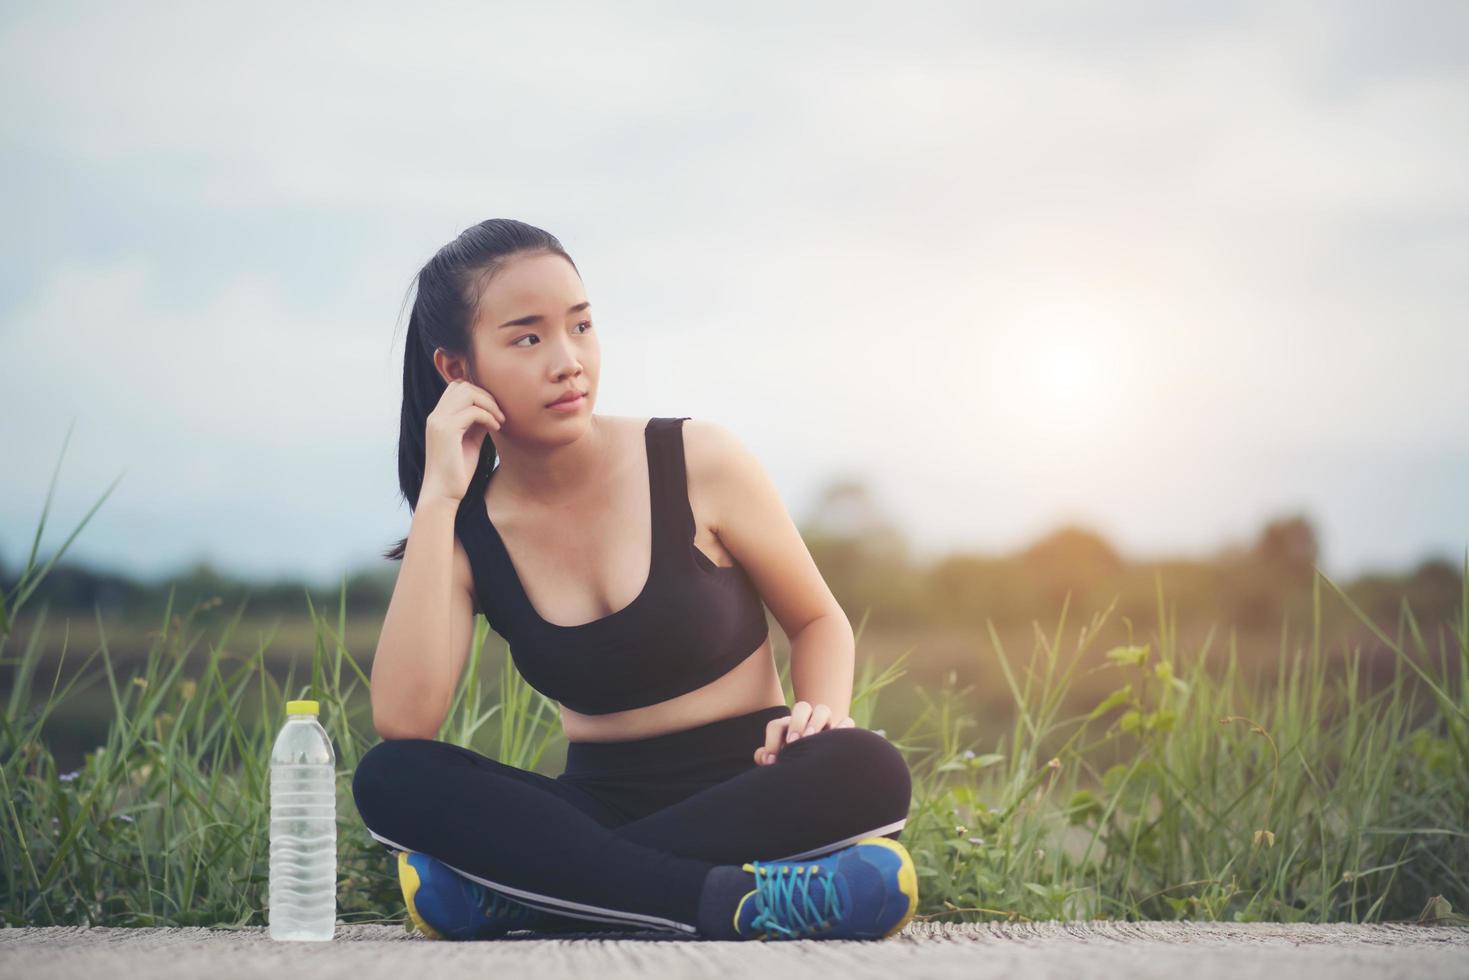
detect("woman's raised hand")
[420,379,506,505]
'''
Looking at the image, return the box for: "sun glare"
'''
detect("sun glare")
[1042,342,1101,411]
[1020,320,1113,422]
[977,290,1141,448]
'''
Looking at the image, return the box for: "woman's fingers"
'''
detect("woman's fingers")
[785,701,812,742]
[756,716,791,765]
[791,703,831,741]
[756,703,854,765]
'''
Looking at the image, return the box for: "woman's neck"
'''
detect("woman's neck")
[489,412,616,506]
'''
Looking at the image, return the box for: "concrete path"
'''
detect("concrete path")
[2,921,1465,979]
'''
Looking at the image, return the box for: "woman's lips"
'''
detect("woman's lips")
[547,392,585,411]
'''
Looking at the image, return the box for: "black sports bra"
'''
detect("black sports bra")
[453,416,771,715]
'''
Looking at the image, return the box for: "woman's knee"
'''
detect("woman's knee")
[802,726,912,817]
[351,737,444,829]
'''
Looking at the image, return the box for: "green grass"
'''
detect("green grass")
[1,455,1466,928]
[903,569,1467,924]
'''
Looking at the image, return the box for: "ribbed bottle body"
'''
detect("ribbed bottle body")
[268,713,336,940]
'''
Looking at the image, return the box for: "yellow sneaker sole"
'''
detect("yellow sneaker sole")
[855,836,919,939]
[397,851,445,940]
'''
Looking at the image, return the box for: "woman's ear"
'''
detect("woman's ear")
[432,347,467,386]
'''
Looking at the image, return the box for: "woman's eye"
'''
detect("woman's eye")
[513,321,592,347]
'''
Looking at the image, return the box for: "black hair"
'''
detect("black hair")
[382,218,578,561]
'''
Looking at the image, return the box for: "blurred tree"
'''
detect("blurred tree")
[1253,513,1320,578]
[924,554,1036,627]
[1404,556,1464,621]
[1020,524,1124,610]
[1206,513,1323,630]
[1410,556,1461,592]
[801,476,908,563]
[800,476,920,625]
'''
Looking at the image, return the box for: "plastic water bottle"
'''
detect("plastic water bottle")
[269,699,337,940]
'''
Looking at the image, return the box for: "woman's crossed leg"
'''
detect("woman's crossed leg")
[350,725,912,935]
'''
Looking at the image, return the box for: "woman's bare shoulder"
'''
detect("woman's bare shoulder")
[679,416,741,469]
[678,418,748,519]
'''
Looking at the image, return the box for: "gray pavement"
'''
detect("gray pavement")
[1,921,1466,979]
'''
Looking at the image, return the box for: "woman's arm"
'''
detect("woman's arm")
[370,495,475,740]
[685,418,855,716]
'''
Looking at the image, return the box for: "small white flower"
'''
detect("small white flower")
[963,750,975,759]
[59,770,80,783]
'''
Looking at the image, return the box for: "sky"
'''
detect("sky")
[1,0,1465,588]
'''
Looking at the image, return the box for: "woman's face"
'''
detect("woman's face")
[464,250,600,435]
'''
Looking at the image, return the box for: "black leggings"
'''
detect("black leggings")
[351,704,912,936]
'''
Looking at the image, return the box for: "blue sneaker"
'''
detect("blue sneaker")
[733,836,919,940]
[397,850,552,939]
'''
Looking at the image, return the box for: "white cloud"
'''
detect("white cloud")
[3,255,396,449]
[0,2,730,212]
[0,253,412,581]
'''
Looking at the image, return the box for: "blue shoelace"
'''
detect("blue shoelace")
[746,861,848,939]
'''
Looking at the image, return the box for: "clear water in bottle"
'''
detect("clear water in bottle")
[269,699,337,940]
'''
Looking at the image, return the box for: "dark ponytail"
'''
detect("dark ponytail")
[382,218,578,561]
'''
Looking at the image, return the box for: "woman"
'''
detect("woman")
[352,218,917,942]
